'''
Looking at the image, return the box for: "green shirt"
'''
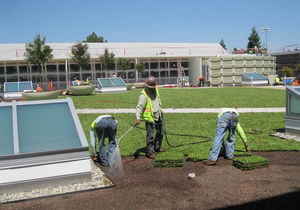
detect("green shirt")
[218,108,247,143]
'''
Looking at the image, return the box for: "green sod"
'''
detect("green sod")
[153,151,184,168]
[233,155,269,171]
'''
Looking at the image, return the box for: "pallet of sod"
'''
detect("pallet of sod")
[233,155,269,171]
[154,152,184,167]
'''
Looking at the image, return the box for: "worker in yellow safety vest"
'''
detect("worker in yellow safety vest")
[135,76,166,159]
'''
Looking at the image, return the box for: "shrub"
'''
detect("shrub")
[282,66,293,77]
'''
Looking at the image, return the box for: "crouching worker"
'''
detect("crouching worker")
[135,76,166,159]
[204,108,250,165]
[90,115,118,166]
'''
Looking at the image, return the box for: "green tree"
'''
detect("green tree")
[247,27,261,54]
[71,42,90,79]
[219,39,227,50]
[294,64,300,76]
[282,66,293,77]
[117,58,131,78]
[84,32,107,43]
[99,48,115,77]
[24,34,53,89]
[136,62,146,73]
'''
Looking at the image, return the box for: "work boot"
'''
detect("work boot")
[92,155,98,162]
[203,159,217,165]
[146,153,156,159]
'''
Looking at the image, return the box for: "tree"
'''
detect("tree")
[282,66,293,77]
[247,27,261,54]
[117,58,131,78]
[24,34,53,89]
[219,39,227,50]
[136,62,146,73]
[84,32,107,43]
[99,48,115,77]
[71,42,90,79]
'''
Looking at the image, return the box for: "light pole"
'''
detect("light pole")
[261,28,270,54]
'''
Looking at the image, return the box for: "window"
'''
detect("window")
[150,71,159,77]
[170,70,178,77]
[181,61,188,68]
[150,62,158,69]
[82,73,92,80]
[141,71,149,78]
[82,64,91,72]
[19,66,28,74]
[160,71,168,77]
[6,66,17,74]
[59,65,65,73]
[170,62,177,69]
[19,75,29,81]
[59,74,66,81]
[47,65,57,73]
[128,71,134,79]
[160,62,166,69]
[47,74,58,82]
[70,64,80,72]
[0,77,5,83]
[31,66,39,73]
[95,64,101,70]
[6,75,18,82]
[0,66,4,74]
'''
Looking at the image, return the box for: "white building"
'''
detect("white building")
[0,42,227,89]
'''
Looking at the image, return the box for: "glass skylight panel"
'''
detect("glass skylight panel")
[17,102,82,153]
[111,78,126,86]
[0,106,14,155]
[98,78,114,87]
[4,81,33,92]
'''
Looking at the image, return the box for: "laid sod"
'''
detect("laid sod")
[233,155,269,171]
[153,151,184,167]
[67,87,285,109]
[186,152,209,162]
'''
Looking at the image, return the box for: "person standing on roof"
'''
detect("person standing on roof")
[204,108,250,165]
[90,115,118,166]
[135,76,166,159]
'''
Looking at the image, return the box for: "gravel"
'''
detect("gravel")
[0,160,113,204]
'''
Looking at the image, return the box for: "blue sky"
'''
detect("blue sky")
[0,0,299,52]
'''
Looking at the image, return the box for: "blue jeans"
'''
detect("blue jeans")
[209,112,238,161]
[95,118,117,166]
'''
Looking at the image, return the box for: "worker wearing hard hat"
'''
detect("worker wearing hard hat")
[204,108,250,165]
[90,115,118,166]
[135,76,166,159]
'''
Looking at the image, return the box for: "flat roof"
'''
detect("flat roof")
[0,42,228,61]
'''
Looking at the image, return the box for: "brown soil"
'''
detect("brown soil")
[1,151,300,210]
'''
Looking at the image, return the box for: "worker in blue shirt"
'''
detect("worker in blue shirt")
[90,115,118,166]
[204,108,250,165]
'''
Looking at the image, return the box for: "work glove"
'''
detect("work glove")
[135,119,141,125]
[244,143,251,152]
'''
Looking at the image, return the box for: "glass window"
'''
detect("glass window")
[47,74,58,82]
[82,64,91,72]
[70,64,80,72]
[141,71,149,78]
[6,66,17,74]
[31,66,39,73]
[59,65,65,73]
[131,63,135,69]
[145,63,149,69]
[7,75,18,82]
[150,62,158,69]
[19,75,29,81]
[19,66,28,74]
[184,70,189,76]
[181,61,188,68]
[160,62,166,69]
[150,71,159,77]
[17,103,82,153]
[47,65,57,73]
[160,71,168,77]
[170,62,177,69]
[0,66,4,74]
[71,73,80,80]
[0,76,5,83]
[82,73,92,80]
[128,71,134,79]
[170,70,178,77]
[96,73,105,78]
[95,64,101,70]
[0,106,13,155]
[59,74,66,81]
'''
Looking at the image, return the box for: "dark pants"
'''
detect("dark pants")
[199,79,204,87]
[95,118,117,166]
[145,116,165,156]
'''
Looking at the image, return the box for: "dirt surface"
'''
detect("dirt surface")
[1,151,300,210]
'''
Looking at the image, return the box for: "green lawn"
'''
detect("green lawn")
[68,87,285,109]
[79,112,300,159]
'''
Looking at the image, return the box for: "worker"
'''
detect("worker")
[74,77,82,85]
[203,108,250,165]
[198,76,205,87]
[275,76,280,85]
[90,115,118,166]
[135,76,165,159]
[36,84,42,92]
[84,77,90,85]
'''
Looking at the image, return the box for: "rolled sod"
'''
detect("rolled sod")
[233,155,269,171]
[154,152,184,167]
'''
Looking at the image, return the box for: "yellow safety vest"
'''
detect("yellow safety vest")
[141,88,161,123]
